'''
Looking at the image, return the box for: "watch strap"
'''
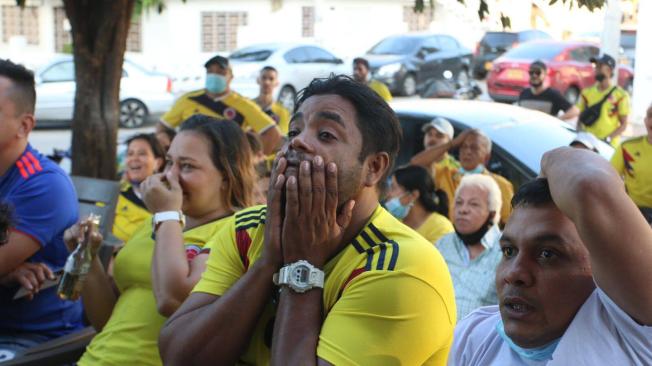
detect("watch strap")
[152,211,185,232]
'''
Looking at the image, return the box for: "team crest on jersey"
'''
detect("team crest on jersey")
[224,107,237,120]
[185,244,202,261]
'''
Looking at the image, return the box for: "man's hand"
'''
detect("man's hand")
[450,128,477,149]
[142,169,183,213]
[281,156,355,267]
[0,262,55,300]
[64,220,104,258]
[260,154,287,269]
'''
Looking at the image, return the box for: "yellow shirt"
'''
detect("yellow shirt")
[112,183,151,242]
[368,80,393,102]
[194,205,456,366]
[611,136,652,208]
[161,89,277,133]
[416,212,455,244]
[577,84,630,146]
[78,217,231,366]
[262,101,290,135]
[436,166,514,225]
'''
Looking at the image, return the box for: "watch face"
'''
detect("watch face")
[290,265,311,289]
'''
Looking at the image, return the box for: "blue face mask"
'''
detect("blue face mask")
[459,164,485,175]
[496,320,560,362]
[385,196,413,220]
[206,73,227,94]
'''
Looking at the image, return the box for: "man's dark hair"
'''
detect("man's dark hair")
[511,178,553,209]
[0,202,13,245]
[0,59,36,115]
[294,74,402,190]
[204,55,229,70]
[260,66,278,75]
[529,60,547,71]
[353,57,370,70]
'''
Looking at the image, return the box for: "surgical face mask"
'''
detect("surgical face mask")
[496,320,560,361]
[459,164,485,175]
[595,73,607,82]
[385,196,413,220]
[206,73,227,94]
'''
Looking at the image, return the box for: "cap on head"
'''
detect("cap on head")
[353,57,370,70]
[422,117,454,140]
[570,132,600,152]
[204,55,230,70]
[589,53,616,70]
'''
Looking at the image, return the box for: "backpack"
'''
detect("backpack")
[579,87,616,127]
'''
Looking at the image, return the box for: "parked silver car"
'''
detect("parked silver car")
[34,55,175,128]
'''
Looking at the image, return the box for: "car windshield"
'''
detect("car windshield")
[482,32,517,47]
[621,32,636,49]
[230,47,275,61]
[502,42,566,60]
[368,36,421,55]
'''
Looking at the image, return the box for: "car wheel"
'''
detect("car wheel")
[564,86,580,105]
[278,86,296,112]
[120,99,148,128]
[401,73,417,96]
[456,68,471,88]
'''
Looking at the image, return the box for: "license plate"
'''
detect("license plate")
[506,69,526,79]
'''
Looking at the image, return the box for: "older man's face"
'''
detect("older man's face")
[459,134,489,171]
[454,185,490,234]
[496,204,595,348]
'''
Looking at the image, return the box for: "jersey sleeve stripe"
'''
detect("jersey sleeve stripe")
[364,249,375,271]
[360,231,377,248]
[351,238,365,253]
[15,160,29,179]
[235,206,267,221]
[387,240,400,271]
[21,156,35,175]
[235,228,252,270]
[25,152,43,171]
[235,212,267,227]
[235,221,264,231]
[376,243,388,270]
[368,223,389,242]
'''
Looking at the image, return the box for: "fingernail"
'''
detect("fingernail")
[288,176,296,185]
[328,163,336,173]
[314,156,323,167]
[276,175,283,185]
[301,160,310,171]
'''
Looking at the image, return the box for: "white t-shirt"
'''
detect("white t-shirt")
[449,288,652,366]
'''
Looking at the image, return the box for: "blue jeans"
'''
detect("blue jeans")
[0,332,50,363]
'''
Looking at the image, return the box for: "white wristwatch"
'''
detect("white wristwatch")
[273,260,324,293]
[152,211,185,233]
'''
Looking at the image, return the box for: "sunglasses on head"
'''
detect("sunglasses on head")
[529,69,543,76]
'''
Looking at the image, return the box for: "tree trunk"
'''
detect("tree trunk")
[64,0,135,179]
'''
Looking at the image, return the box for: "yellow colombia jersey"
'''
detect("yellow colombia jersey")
[368,79,393,102]
[112,183,151,242]
[161,89,276,133]
[435,166,513,225]
[194,205,457,366]
[262,102,290,135]
[78,216,231,366]
[577,84,630,146]
[416,212,454,244]
[611,136,652,208]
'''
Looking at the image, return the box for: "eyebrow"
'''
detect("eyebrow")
[166,155,198,163]
[500,233,569,247]
[289,111,346,129]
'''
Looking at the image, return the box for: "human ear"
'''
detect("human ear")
[363,152,390,187]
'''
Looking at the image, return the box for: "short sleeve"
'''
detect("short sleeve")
[160,96,187,129]
[577,91,587,111]
[610,144,625,176]
[317,271,455,366]
[552,89,573,114]
[192,219,244,296]
[617,91,630,117]
[9,172,78,248]
[241,101,277,134]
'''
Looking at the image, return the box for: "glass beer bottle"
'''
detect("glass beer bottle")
[57,214,101,301]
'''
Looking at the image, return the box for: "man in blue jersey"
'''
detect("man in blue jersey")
[0,59,82,358]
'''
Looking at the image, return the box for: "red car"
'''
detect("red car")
[487,40,634,103]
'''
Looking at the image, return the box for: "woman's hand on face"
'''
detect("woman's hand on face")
[142,169,184,213]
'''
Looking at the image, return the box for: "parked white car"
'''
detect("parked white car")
[229,43,349,111]
[34,55,175,128]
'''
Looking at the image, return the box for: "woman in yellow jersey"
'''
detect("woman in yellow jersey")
[112,133,165,243]
[67,115,255,366]
[386,165,454,243]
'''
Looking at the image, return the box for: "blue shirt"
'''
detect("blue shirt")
[0,144,82,337]
[436,225,502,320]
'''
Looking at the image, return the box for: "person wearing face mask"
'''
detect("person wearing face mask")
[436,174,503,320]
[577,54,630,147]
[386,165,453,243]
[157,55,282,155]
[352,57,392,102]
[518,60,579,121]
[112,133,165,243]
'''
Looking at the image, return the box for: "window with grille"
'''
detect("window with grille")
[302,6,315,38]
[54,7,71,52]
[2,5,39,45]
[126,19,142,52]
[403,5,433,32]
[201,11,247,52]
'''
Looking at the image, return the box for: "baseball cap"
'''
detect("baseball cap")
[589,54,616,70]
[422,117,454,140]
[570,132,600,152]
[204,55,230,69]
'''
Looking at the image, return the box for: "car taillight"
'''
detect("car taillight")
[166,78,172,93]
